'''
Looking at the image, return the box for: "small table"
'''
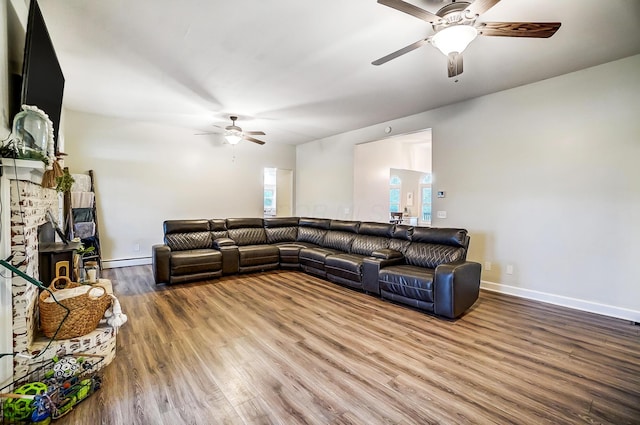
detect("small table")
[38,241,81,286]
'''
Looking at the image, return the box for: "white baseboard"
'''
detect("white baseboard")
[481,280,640,323]
[102,257,151,269]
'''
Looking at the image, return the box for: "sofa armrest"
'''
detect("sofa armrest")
[219,245,239,275]
[371,248,403,260]
[152,244,171,284]
[362,255,404,295]
[362,258,382,294]
[434,261,481,319]
[213,237,236,249]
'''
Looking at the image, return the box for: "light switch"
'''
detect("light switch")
[437,211,447,219]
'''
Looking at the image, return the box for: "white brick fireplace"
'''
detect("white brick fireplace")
[0,159,115,388]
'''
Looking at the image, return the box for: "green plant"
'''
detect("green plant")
[77,245,95,257]
[19,149,50,165]
[55,168,75,193]
[0,140,50,166]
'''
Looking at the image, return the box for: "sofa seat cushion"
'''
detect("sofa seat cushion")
[378,265,435,303]
[171,249,222,276]
[299,247,342,270]
[238,244,280,267]
[325,253,367,283]
[275,242,317,264]
[275,241,320,250]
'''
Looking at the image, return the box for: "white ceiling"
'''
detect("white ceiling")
[37,0,640,145]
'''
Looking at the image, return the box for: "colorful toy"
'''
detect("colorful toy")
[31,394,53,424]
[52,356,81,381]
[2,381,48,421]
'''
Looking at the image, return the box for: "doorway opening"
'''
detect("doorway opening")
[264,168,293,217]
[353,129,432,224]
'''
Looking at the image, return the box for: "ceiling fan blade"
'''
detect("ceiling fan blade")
[245,136,266,145]
[377,0,442,23]
[464,0,502,17]
[194,132,218,135]
[245,131,266,135]
[478,22,561,38]
[372,38,429,66]
[447,52,463,78]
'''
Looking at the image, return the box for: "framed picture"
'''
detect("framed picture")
[406,191,414,207]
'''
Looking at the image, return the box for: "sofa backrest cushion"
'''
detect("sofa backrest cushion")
[264,217,299,228]
[264,217,299,244]
[164,219,209,235]
[322,231,356,252]
[389,224,413,253]
[266,227,298,244]
[359,222,394,238]
[297,227,327,245]
[392,224,413,241]
[299,217,331,229]
[226,218,267,246]
[404,243,466,269]
[411,227,468,248]
[297,217,330,245]
[228,227,268,246]
[226,218,264,229]
[163,220,213,251]
[209,219,228,239]
[165,232,212,251]
[351,235,390,256]
[329,220,360,234]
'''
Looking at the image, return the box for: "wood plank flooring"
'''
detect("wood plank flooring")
[56,266,639,424]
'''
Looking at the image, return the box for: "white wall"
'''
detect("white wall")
[63,110,296,266]
[296,54,640,321]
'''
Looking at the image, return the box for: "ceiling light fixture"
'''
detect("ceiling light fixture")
[224,127,243,145]
[431,25,478,56]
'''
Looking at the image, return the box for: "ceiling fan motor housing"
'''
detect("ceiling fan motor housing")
[433,2,475,31]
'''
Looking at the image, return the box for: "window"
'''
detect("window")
[390,175,401,213]
[264,168,276,217]
[420,174,432,224]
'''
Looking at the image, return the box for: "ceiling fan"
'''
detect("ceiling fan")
[196,116,266,145]
[373,0,561,77]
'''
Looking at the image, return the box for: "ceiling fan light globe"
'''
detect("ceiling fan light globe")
[224,129,243,145]
[432,25,478,56]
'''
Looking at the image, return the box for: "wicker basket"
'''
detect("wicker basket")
[39,275,111,340]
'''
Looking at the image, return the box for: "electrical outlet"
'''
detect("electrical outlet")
[506,264,514,275]
[484,261,492,271]
[133,243,140,252]
[437,211,447,219]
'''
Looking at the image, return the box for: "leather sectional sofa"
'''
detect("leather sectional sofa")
[152,217,481,319]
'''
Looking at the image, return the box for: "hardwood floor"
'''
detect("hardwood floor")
[57,266,639,424]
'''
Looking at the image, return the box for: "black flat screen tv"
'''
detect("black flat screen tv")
[20,0,65,154]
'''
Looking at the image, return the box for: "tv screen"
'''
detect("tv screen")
[20,0,65,154]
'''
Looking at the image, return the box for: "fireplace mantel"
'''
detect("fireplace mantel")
[0,158,45,185]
